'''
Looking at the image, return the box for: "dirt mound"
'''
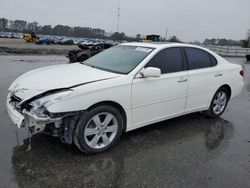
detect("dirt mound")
[0,46,70,55]
[0,38,78,55]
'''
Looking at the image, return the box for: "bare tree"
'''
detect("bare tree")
[26,22,40,33]
[0,18,8,31]
[136,34,141,41]
[168,36,181,42]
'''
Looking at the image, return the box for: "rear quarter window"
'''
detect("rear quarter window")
[210,54,217,66]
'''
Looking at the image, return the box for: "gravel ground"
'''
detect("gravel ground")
[0,56,249,188]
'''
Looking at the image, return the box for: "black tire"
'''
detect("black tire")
[78,55,89,62]
[74,105,123,154]
[206,87,229,118]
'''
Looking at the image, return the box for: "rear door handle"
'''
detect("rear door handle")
[177,78,188,83]
[215,73,222,77]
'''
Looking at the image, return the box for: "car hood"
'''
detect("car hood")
[9,63,120,101]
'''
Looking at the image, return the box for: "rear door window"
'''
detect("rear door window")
[185,47,216,70]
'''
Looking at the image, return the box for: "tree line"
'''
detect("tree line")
[0,17,106,38]
[0,17,142,41]
[203,30,250,47]
[0,17,179,42]
[203,38,241,46]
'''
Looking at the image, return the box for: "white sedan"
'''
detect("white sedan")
[7,43,244,154]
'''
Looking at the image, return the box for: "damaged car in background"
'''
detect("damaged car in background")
[67,43,112,63]
[7,43,244,154]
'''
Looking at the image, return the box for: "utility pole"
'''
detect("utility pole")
[165,27,168,41]
[117,0,120,32]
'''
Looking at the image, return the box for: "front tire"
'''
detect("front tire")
[206,88,229,118]
[74,105,123,154]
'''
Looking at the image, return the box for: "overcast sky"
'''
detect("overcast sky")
[0,0,249,42]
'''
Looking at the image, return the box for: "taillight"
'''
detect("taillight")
[240,69,244,77]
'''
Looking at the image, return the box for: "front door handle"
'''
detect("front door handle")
[215,73,222,77]
[177,78,188,83]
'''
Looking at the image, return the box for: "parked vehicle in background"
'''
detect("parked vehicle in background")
[5,32,15,38]
[51,37,63,44]
[23,32,39,42]
[141,34,161,43]
[36,37,54,45]
[144,34,161,42]
[0,32,5,38]
[59,39,74,45]
[67,43,113,63]
[246,54,250,61]
[78,39,98,47]
[12,32,23,39]
[7,42,244,154]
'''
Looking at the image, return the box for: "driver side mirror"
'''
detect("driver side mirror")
[140,67,161,78]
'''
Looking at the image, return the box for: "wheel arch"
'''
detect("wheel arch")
[218,84,232,100]
[87,101,127,133]
[205,84,232,118]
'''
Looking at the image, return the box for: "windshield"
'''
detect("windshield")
[83,45,154,74]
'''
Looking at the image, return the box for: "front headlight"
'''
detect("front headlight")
[29,90,73,116]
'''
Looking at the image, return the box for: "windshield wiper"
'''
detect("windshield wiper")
[81,63,125,74]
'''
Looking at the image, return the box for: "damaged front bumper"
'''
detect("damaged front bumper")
[7,94,25,128]
[7,92,81,145]
[7,93,63,135]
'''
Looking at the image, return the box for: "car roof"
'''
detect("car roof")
[120,42,207,51]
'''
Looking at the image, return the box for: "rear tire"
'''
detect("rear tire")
[74,105,123,154]
[206,87,229,118]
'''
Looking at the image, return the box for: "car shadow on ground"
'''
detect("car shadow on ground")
[12,112,233,188]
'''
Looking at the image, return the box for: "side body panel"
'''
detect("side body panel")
[185,66,224,112]
[184,48,244,113]
[131,71,188,129]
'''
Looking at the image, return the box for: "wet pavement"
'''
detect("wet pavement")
[0,56,249,188]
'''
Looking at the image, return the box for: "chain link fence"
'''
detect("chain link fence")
[201,45,250,57]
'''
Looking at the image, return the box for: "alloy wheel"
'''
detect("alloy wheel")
[84,112,118,149]
[212,91,227,114]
